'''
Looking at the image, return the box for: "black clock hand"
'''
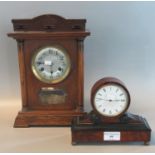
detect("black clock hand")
[106,99,124,102]
[96,98,111,101]
[37,61,44,65]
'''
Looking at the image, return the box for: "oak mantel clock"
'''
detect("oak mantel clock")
[8,14,90,127]
[71,77,151,145]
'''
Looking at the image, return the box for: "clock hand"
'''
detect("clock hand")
[37,61,44,65]
[50,62,54,66]
[96,98,108,101]
[96,98,122,102]
[107,99,124,102]
[96,98,113,101]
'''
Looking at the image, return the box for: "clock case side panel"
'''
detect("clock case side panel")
[16,40,28,108]
[77,39,84,111]
[12,40,29,127]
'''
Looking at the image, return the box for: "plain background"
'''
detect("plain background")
[0,1,155,152]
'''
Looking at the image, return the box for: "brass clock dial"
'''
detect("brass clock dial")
[32,46,71,84]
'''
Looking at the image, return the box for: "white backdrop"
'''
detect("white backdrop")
[0,1,155,151]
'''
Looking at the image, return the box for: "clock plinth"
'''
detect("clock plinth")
[71,112,151,145]
[8,14,90,127]
[14,109,86,127]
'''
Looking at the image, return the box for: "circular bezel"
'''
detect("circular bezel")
[91,78,130,118]
[31,45,71,84]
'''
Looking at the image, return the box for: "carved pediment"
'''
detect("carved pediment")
[12,14,86,32]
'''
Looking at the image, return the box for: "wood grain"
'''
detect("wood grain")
[71,113,151,145]
[8,14,90,127]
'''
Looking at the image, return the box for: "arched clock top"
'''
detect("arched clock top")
[32,14,66,21]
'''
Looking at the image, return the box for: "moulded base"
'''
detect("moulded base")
[71,113,151,145]
[14,109,86,127]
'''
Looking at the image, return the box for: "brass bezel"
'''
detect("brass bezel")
[31,45,71,84]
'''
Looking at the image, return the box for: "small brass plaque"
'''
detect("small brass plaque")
[39,87,67,104]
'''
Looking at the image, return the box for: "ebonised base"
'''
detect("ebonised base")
[71,112,151,145]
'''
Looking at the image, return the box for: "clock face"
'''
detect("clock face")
[32,46,71,84]
[94,84,129,117]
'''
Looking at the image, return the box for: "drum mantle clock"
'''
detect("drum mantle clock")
[71,77,151,145]
[8,14,90,127]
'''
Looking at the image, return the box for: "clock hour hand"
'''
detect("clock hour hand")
[96,98,110,101]
[37,61,44,65]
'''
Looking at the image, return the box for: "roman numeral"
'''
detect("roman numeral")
[109,110,112,114]
[58,67,63,72]
[36,61,43,65]
[62,61,66,66]
[40,67,44,71]
[98,105,102,108]
[49,49,53,53]
[59,56,64,60]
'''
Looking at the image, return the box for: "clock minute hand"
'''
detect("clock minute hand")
[96,98,110,101]
[109,99,123,102]
[96,98,120,102]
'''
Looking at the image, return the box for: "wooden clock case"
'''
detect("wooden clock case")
[8,14,90,127]
[71,77,151,145]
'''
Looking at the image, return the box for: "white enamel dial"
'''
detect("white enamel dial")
[32,46,71,84]
[94,84,129,117]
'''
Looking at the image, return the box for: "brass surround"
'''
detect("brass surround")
[31,45,71,84]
